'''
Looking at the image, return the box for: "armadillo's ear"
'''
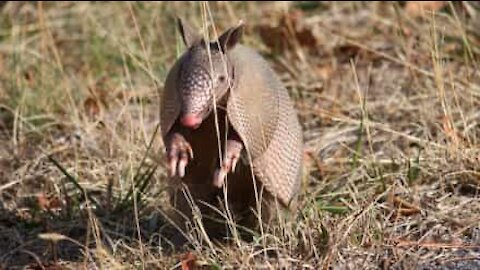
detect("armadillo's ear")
[177,17,202,48]
[218,22,244,52]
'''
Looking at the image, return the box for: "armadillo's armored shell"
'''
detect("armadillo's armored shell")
[227,46,303,207]
[160,53,185,140]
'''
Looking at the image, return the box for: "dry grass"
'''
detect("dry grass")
[0,1,480,269]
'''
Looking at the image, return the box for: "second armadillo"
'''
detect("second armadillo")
[160,18,303,239]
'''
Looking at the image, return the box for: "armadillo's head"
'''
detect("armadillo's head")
[176,18,244,129]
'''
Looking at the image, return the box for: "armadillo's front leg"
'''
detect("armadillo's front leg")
[165,132,193,178]
[213,132,244,188]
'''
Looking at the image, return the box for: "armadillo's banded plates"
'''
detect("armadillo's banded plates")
[227,45,303,207]
[160,54,185,140]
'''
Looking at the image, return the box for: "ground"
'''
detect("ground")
[1,1,480,269]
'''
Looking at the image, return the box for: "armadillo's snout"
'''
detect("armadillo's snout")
[180,114,202,129]
[179,65,212,130]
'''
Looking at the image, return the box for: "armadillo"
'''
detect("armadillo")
[160,18,303,238]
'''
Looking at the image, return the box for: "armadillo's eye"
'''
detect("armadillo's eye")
[218,75,226,82]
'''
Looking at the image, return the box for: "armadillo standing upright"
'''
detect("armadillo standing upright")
[160,18,303,241]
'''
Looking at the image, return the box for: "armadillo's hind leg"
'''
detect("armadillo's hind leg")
[166,132,193,178]
[213,131,243,187]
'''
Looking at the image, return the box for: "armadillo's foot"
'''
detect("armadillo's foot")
[166,133,193,178]
[213,139,243,187]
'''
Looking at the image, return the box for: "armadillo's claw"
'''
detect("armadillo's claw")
[213,168,227,188]
[166,133,193,178]
[169,158,178,177]
[224,139,243,173]
[187,144,194,160]
[231,156,238,173]
[212,139,243,188]
[178,158,188,178]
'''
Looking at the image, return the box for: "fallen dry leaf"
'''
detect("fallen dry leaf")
[181,251,197,270]
[405,1,446,17]
[315,65,334,81]
[37,193,50,211]
[36,193,63,212]
[24,262,65,270]
[83,97,101,120]
[387,189,421,217]
[83,76,120,121]
[255,9,318,53]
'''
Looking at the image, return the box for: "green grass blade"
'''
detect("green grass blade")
[117,123,160,210]
[47,155,101,209]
